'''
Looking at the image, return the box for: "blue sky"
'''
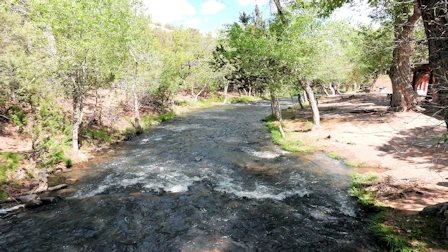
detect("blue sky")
[142,0,272,33]
[142,0,373,33]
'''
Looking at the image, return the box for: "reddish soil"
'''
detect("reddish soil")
[284,93,448,212]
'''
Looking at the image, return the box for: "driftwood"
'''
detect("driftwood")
[0,204,25,215]
[47,184,68,191]
[33,170,48,194]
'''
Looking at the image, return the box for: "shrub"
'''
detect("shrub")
[0,152,22,183]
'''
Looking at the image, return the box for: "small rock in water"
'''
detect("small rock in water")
[17,194,42,208]
[194,156,202,162]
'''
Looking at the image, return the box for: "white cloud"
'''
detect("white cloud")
[236,0,269,7]
[143,0,196,24]
[201,0,226,15]
[330,0,374,26]
[183,17,202,28]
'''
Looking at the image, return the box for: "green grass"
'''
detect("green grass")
[328,152,365,167]
[230,96,261,103]
[328,152,342,160]
[344,160,366,168]
[0,152,22,184]
[370,212,421,252]
[0,190,7,200]
[264,117,314,153]
[349,173,427,251]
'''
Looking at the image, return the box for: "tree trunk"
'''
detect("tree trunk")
[302,80,320,129]
[419,0,448,126]
[370,73,379,93]
[330,83,335,96]
[131,56,142,134]
[223,78,229,104]
[132,81,141,134]
[270,88,282,122]
[270,87,285,138]
[322,85,330,96]
[389,0,421,111]
[72,95,83,153]
[303,90,309,103]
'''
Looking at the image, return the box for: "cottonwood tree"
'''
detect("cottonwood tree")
[419,0,448,127]
[32,0,135,153]
[316,0,423,111]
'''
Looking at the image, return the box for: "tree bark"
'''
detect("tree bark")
[330,83,335,96]
[419,0,448,126]
[389,0,421,111]
[130,51,142,134]
[270,88,282,122]
[301,80,320,129]
[72,94,83,153]
[223,77,229,104]
[270,87,285,138]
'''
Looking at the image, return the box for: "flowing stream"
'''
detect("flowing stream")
[0,100,377,251]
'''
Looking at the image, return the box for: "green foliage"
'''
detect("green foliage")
[35,137,70,168]
[10,105,28,128]
[82,127,113,144]
[328,152,342,160]
[122,127,137,140]
[0,190,7,200]
[370,212,416,252]
[230,96,261,103]
[0,152,22,183]
[349,172,379,209]
[141,112,176,128]
[350,172,378,188]
[265,119,314,153]
[344,160,366,168]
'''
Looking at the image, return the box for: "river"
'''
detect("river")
[0,100,377,251]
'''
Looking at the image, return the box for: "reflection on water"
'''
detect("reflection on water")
[0,100,377,251]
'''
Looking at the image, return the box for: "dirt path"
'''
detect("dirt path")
[285,93,448,211]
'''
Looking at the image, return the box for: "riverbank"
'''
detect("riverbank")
[0,90,256,202]
[275,93,448,250]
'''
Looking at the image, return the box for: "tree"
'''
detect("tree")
[418,0,448,126]
[316,0,422,111]
[32,0,135,153]
[387,0,421,111]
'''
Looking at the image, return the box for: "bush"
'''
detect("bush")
[0,152,22,183]
[10,104,28,130]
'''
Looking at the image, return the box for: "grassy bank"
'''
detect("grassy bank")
[0,94,263,199]
[263,107,444,251]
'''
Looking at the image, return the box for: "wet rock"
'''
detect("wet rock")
[17,194,42,208]
[41,196,63,204]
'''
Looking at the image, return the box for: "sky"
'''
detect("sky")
[142,0,373,33]
[142,0,273,33]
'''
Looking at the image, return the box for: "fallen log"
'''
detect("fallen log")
[47,184,68,191]
[0,204,25,215]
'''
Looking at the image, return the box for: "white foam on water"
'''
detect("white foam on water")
[214,174,310,200]
[241,147,280,159]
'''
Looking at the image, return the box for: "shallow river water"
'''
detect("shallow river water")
[0,100,378,251]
